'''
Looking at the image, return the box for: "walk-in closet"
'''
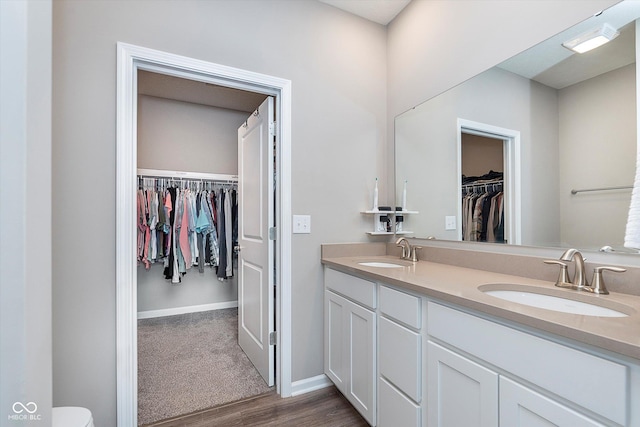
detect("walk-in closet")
[135,70,272,426]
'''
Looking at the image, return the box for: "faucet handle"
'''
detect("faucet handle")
[544,260,571,287]
[410,246,422,262]
[589,266,626,295]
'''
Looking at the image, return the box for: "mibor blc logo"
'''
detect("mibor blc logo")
[8,402,41,422]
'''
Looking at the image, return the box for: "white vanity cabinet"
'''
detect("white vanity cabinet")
[324,268,377,425]
[427,301,629,427]
[324,267,426,427]
[323,264,640,427]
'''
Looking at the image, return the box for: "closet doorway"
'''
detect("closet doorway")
[116,43,293,427]
[457,119,522,245]
[135,71,275,424]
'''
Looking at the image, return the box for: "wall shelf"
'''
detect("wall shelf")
[366,231,414,236]
[362,210,419,215]
[362,210,419,235]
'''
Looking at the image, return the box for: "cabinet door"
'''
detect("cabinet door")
[500,377,607,427]
[347,298,376,426]
[325,290,347,392]
[427,341,498,427]
[324,289,376,426]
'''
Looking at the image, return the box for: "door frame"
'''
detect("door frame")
[457,118,521,245]
[116,42,292,426]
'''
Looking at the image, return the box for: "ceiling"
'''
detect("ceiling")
[138,70,268,112]
[498,1,638,90]
[318,0,411,25]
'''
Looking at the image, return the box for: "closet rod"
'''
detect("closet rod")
[571,185,632,195]
[137,168,238,182]
[461,179,503,188]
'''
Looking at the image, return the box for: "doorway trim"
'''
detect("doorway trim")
[116,42,292,426]
[457,118,521,245]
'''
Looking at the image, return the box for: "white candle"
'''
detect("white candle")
[373,178,379,210]
[402,180,407,210]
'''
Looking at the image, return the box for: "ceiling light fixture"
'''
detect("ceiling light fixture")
[562,23,620,54]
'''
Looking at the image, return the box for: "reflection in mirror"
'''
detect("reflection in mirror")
[395,0,638,252]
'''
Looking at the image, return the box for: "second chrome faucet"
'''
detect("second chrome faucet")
[544,248,626,295]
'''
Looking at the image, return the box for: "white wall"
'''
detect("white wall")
[52,1,385,425]
[137,264,238,314]
[559,64,636,249]
[137,95,248,174]
[461,134,504,177]
[1,0,52,424]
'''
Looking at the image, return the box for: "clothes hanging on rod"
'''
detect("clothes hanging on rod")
[461,171,505,243]
[136,173,238,284]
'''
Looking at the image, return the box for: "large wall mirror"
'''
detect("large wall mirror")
[395,0,639,252]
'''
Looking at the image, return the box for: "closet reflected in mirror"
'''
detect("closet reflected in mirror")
[460,133,505,244]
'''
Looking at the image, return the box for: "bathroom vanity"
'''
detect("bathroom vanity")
[322,246,640,427]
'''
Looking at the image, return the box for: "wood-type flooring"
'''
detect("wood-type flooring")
[143,386,368,427]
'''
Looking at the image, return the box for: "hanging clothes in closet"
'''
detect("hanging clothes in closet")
[136,176,238,284]
[461,171,505,243]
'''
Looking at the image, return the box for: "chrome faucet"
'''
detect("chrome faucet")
[545,248,627,295]
[395,237,421,262]
[559,248,588,289]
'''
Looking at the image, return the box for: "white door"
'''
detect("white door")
[237,96,275,386]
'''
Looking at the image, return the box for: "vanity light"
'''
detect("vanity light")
[562,23,619,53]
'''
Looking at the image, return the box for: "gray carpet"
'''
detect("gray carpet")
[137,308,273,426]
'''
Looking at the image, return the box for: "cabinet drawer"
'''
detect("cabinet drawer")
[324,268,376,309]
[380,285,421,329]
[428,302,628,425]
[378,377,420,427]
[379,317,421,402]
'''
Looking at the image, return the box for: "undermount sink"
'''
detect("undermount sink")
[479,284,631,318]
[358,261,406,268]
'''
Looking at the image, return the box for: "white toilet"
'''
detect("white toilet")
[52,407,94,427]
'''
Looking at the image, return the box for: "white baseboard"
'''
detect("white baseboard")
[290,374,332,396]
[137,300,238,319]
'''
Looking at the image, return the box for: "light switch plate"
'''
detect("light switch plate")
[445,216,456,230]
[293,215,311,234]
